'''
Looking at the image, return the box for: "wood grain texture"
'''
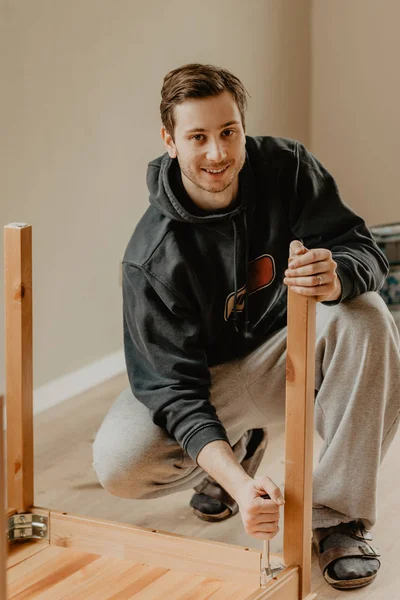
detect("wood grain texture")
[4,224,34,513]
[7,544,257,600]
[283,290,316,599]
[7,546,99,597]
[7,540,49,570]
[46,510,261,588]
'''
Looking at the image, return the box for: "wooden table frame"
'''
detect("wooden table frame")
[2,223,317,599]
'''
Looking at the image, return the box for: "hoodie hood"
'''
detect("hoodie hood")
[146,143,255,224]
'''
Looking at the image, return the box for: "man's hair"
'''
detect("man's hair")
[160,63,250,139]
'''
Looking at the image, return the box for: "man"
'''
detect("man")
[93,63,400,590]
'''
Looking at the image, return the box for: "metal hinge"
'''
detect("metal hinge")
[7,513,49,542]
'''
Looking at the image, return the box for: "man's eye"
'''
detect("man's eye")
[222,129,234,136]
[191,134,204,141]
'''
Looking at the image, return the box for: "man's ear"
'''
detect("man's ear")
[160,126,177,158]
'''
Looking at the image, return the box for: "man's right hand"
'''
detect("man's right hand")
[196,440,284,541]
[235,476,284,540]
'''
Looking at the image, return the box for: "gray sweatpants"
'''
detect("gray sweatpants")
[92,292,400,530]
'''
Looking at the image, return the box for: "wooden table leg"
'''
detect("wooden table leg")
[283,290,316,599]
[4,223,34,513]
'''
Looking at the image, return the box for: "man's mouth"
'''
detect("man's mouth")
[201,165,230,176]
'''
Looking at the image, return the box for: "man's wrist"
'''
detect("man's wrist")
[325,277,342,302]
[196,439,253,502]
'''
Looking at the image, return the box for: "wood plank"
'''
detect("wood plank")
[243,566,300,599]
[283,290,316,599]
[206,581,259,600]
[0,396,7,600]
[11,551,143,600]
[47,510,261,587]
[131,572,252,600]
[7,545,79,583]
[7,540,49,570]
[177,578,226,600]
[7,546,99,598]
[113,569,206,600]
[98,569,250,600]
[4,224,34,513]
[61,562,169,600]
[7,543,256,600]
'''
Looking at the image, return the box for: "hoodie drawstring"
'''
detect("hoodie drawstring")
[232,218,239,333]
[243,209,250,336]
[231,210,250,337]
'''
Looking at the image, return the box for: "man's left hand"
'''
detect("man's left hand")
[284,240,342,303]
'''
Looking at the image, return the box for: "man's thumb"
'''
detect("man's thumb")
[260,479,285,506]
[289,240,306,258]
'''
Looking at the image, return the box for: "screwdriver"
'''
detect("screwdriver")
[260,494,273,582]
[260,493,284,584]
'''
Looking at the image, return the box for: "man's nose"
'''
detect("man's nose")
[205,140,227,163]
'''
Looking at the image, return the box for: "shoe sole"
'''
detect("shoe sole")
[192,507,233,522]
[325,570,378,590]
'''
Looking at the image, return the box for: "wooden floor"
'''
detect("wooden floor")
[7,541,257,599]
[27,309,400,599]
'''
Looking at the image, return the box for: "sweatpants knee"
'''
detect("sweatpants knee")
[92,443,194,500]
[326,291,394,333]
[92,438,149,499]
[91,406,188,500]
[347,292,399,341]
[91,385,186,499]
[347,290,389,316]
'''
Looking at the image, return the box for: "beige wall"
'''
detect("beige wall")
[0,0,310,392]
[311,0,400,226]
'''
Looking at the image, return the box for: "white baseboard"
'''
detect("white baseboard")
[1,349,126,428]
[32,349,126,415]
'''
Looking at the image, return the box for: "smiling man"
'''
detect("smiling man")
[93,63,400,591]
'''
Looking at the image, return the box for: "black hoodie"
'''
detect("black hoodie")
[122,135,389,463]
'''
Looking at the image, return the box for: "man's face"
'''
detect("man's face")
[161,91,246,211]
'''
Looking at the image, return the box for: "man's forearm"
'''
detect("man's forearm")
[196,439,252,502]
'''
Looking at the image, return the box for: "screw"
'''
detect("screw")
[20,531,26,538]
[39,517,44,523]
[20,515,26,522]
[39,532,44,537]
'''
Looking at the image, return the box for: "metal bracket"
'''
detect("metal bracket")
[7,513,49,542]
[261,563,285,586]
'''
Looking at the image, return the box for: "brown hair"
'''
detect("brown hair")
[160,63,250,139]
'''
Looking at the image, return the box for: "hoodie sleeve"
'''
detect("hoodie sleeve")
[288,142,389,304]
[122,261,230,463]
